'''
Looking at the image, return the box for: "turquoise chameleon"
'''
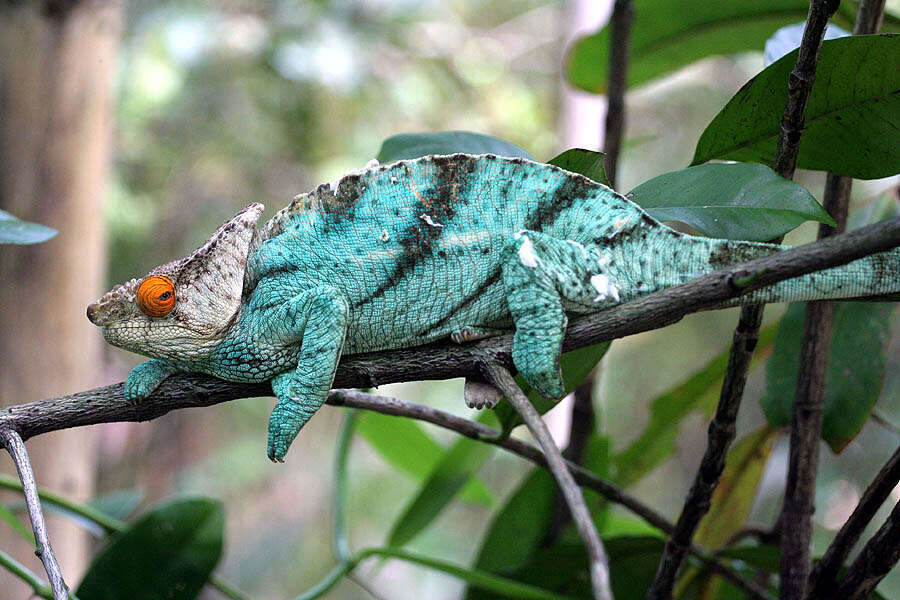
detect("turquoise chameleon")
[86,154,900,461]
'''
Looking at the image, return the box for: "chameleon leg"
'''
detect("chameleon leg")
[124,359,185,403]
[264,288,349,462]
[502,231,622,399]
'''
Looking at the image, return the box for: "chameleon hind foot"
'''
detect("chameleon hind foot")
[464,378,502,409]
[501,231,623,399]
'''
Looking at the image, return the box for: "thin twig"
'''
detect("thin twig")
[828,501,900,600]
[647,303,764,599]
[484,364,612,600]
[807,445,900,598]
[0,548,54,600]
[871,410,900,437]
[0,429,68,600]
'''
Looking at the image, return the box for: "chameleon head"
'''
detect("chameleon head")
[87,203,264,363]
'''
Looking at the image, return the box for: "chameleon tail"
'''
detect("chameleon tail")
[688,235,900,305]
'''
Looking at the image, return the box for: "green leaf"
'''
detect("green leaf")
[628,163,834,241]
[762,301,895,452]
[694,425,777,550]
[472,536,665,600]
[0,210,57,245]
[466,434,610,600]
[0,502,34,545]
[377,131,534,163]
[469,468,557,580]
[692,35,900,179]
[76,498,224,600]
[356,411,493,505]
[547,149,612,188]
[387,439,493,548]
[566,0,822,93]
[613,325,776,487]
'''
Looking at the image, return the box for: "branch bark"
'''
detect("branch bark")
[779,1,881,597]
[0,430,68,600]
[485,364,611,600]
[828,501,900,600]
[807,444,900,599]
[1,217,899,445]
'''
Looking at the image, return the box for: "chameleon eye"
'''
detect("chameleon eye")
[136,276,176,318]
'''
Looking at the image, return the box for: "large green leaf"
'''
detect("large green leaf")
[693,35,900,179]
[77,498,223,600]
[466,435,610,599]
[566,0,822,93]
[613,326,776,487]
[694,425,777,550]
[628,163,834,241]
[547,149,612,188]
[0,210,57,245]
[472,536,665,600]
[493,342,611,433]
[762,301,895,452]
[377,131,534,163]
[356,411,492,505]
[386,439,494,548]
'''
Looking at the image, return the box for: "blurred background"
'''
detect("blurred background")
[1,0,898,598]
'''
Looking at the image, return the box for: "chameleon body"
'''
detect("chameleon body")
[87,154,900,461]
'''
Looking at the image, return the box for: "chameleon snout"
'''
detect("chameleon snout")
[86,302,102,325]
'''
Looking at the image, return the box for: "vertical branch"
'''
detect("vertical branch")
[602,0,633,188]
[780,2,882,598]
[650,1,841,597]
[0,429,68,600]
[485,364,612,600]
[647,304,764,599]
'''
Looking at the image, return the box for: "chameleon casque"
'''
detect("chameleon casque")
[87,153,900,461]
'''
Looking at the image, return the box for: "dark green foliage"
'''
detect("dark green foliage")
[547,149,612,188]
[629,163,833,241]
[693,35,900,178]
[76,499,224,600]
[377,131,534,163]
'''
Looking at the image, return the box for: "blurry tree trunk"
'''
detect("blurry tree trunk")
[0,0,121,594]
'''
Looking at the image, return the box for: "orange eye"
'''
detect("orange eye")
[136,276,176,318]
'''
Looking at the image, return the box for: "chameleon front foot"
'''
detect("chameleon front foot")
[124,360,183,404]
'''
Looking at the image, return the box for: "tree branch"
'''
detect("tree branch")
[807,444,900,599]
[602,0,633,188]
[1,216,898,445]
[647,301,764,599]
[828,501,900,600]
[0,430,69,600]
[485,364,611,600]
[779,1,877,597]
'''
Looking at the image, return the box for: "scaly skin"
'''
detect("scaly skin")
[87,154,900,461]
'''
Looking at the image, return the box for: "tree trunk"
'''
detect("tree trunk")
[0,0,121,594]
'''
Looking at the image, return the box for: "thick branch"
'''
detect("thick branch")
[0,430,68,600]
[1,217,899,444]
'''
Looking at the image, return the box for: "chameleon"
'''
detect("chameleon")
[86,153,900,461]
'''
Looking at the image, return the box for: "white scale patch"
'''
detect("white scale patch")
[420,214,443,228]
[517,234,541,268]
[328,159,381,194]
[590,273,620,302]
[380,229,391,242]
